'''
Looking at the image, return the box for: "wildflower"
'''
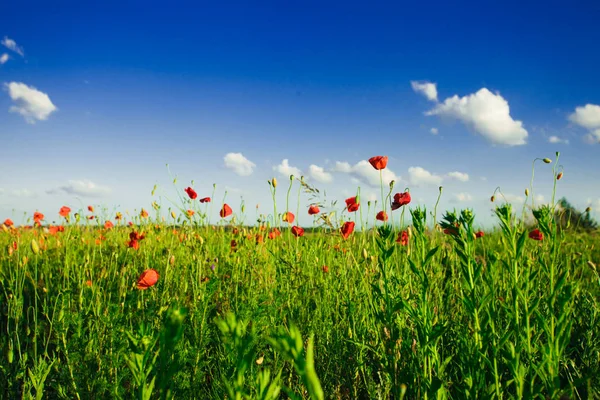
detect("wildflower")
[220,204,233,218]
[282,211,295,223]
[48,226,59,235]
[59,206,71,218]
[308,205,320,215]
[341,221,355,239]
[128,221,134,227]
[368,155,388,170]
[33,212,44,223]
[345,196,360,213]
[396,230,409,246]
[116,212,123,220]
[87,216,95,220]
[529,229,544,241]
[88,205,94,213]
[127,239,140,250]
[475,230,484,238]
[137,268,159,289]
[184,187,198,200]
[391,192,411,210]
[3,218,13,228]
[105,221,114,229]
[291,226,304,237]
[322,265,329,273]
[268,228,281,239]
[130,231,146,241]
[85,280,93,287]
[187,209,195,217]
[199,197,211,203]
[230,239,237,250]
[140,209,149,218]
[376,211,388,222]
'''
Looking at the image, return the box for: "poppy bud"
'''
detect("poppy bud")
[490,195,495,202]
[171,211,176,219]
[363,248,368,260]
[586,207,592,213]
[31,239,40,255]
[557,172,563,180]
[272,177,277,188]
[525,188,529,196]
[289,175,294,181]
[439,186,443,193]
[389,180,395,189]
[542,158,552,164]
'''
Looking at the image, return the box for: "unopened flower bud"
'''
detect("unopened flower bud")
[543,158,552,164]
[272,177,277,188]
[490,195,495,202]
[525,188,529,196]
[585,207,592,213]
[557,172,563,180]
[171,211,176,219]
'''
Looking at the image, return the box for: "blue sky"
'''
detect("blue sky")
[1,0,599,228]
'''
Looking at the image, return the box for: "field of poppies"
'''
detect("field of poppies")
[1,154,599,399]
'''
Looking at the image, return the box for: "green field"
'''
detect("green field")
[1,157,599,399]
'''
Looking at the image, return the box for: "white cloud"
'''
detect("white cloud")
[584,129,600,144]
[333,160,399,187]
[452,192,472,203]
[273,159,302,178]
[569,104,600,144]
[308,164,333,184]
[430,127,439,135]
[425,88,528,146]
[502,194,524,204]
[446,171,469,182]
[0,53,8,64]
[408,166,443,187]
[1,36,24,57]
[46,180,112,198]
[223,152,256,176]
[5,82,58,123]
[569,104,600,130]
[332,161,352,173]
[548,135,569,144]
[411,81,438,102]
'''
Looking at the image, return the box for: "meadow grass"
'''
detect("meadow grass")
[1,155,599,399]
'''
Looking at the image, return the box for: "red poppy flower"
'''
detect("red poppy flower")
[87,215,95,220]
[291,226,304,237]
[444,226,459,236]
[368,155,388,170]
[59,206,71,218]
[282,212,295,224]
[184,187,198,200]
[137,268,159,290]
[341,221,355,239]
[230,239,237,249]
[345,196,360,213]
[105,221,114,229]
[396,230,409,246]
[529,229,543,241]
[127,239,140,250]
[308,205,320,215]
[376,211,388,222]
[391,192,411,210]
[33,212,44,223]
[140,209,149,218]
[187,209,195,217]
[48,226,59,235]
[3,218,13,227]
[268,228,281,239]
[199,197,211,203]
[322,265,329,273]
[88,205,94,213]
[475,230,484,238]
[130,231,146,241]
[128,221,134,226]
[220,204,233,218]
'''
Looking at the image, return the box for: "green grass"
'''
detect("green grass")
[1,158,599,399]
